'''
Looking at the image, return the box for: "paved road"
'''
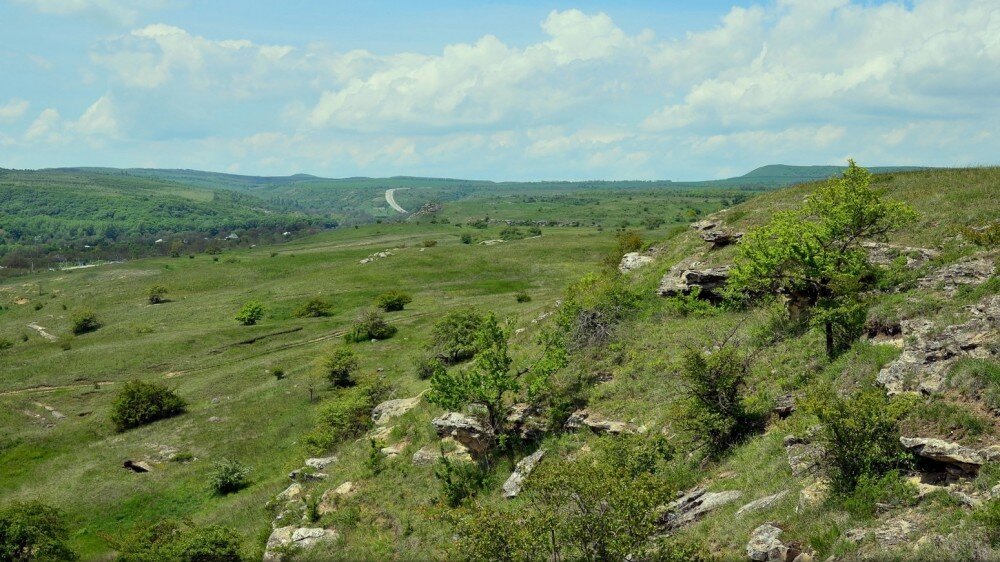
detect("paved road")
[385,188,410,213]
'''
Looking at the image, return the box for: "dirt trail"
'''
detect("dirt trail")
[385,188,409,213]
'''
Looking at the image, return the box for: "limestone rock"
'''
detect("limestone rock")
[506,403,547,440]
[784,433,824,477]
[263,526,338,562]
[288,469,328,482]
[747,523,788,562]
[737,490,789,517]
[565,409,637,435]
[304,456,337,470]
[701,230,743,249]
[773,394,795,419]
[502,449,546,498]
[275,483,304,503]
[691,220,717,231]
[371,396,421,426]
[619,252,654,273]
[918,257,995,295]
[872,518,915,547]
[380,439,409,458]
[658,265,731,303]
[900,437,984,475]
[412,445,442,466]
[797,479,830,512]
[862,242,939,268]
[657,487,742,531]
[432,412,494,456]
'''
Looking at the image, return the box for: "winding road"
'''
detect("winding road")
[385,188,409,214]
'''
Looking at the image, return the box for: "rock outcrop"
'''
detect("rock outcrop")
[263,527,338,562]
[876,295,999,395]
[619,252,654,273]
[506,403,547,441]
[658,265,731,303]
[862,242,939,268]
[371,396,421,426]
[432,412,494,456]
[502,449,546,498]
[657,487,742,531]
[701,230,742,248]
[747,523,788,562]
[900,437,984,475]
[565,409,638,435]
[784,432,825,477]
[737,490,789,517]
[918,257,995,295]
[690,220,717,231]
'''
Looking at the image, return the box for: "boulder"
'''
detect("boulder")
[619,252,655,273]
[318,482,356,516]
[796,479,829,513]
[412,445,442,466]
[658,265,731,303]
[736,490,789,517]
[657,487,742,531]
[918,257,995,295]
[862,242,939,268]
[701,230,742,248]
[288,469,328,482]
[275,483,304,503]
[304,456,337,470]
[380,439,409,458]
[263,526,338,562]
[502,449,546,498]
[371,396,421,426]
[783,433,824,477]
[747,523,788,562]
[565,409,637,435]
[872,518,915,547]
[432,412,494,456]
[900,437,984,475]
[773,394,795,419]
[691,220,718,231]
[877,295,999,395]
[506,403,547,441]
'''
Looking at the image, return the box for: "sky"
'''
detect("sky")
[0,0,998,180]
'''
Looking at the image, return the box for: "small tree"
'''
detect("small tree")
[317,346,359,387]
[294,297,332,318]
[70,310,102,335]
[208,459,251,495]
[461,233,474,244]
[235,300,265,326]
[147,285,168,304]
[110,380,187,432]
[344,309,397,342]
[375,290,412,312]
[0,501,77,561]
[729,161,917,358]
[429,308,484,364]
[679,343,759,456]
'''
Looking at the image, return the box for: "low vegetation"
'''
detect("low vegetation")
[109,380,187,432]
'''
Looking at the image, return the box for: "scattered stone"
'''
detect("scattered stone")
[33,402,66,420]
[918,257,995,295]
[773,394,795,419]
[372,396,421,425]
[263,527,338,562]
[275,483,304,503]
[784,432,825,477]
[565,409,638,435]
[304,456,337,470]
[701,230,742,249]
[207,416,222,423]
[797,479,830,512]
[877,295,1000,395]
[502,449,546,498]
[619,252,654,273]
[369,424,393,442]
[900,437,984,475]
[737,490,789,517]
[380,439,409,458]
[506,403,547,440]
[657,487,743,531]
[872,518,915,547]
[122,460,152,473]
[412,445,442,466]
[862,242,939,268]
[360,250,394,264]
[844,528,868,543]
[479,239,504,246]
[432,413,494,456]
[690,220,717,231]
[657,265,731,303]
[747,523,788,562]
[288,469,328,482]
[333,481,355,496]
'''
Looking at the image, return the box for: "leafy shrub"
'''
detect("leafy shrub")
[70,310,102,335]
[467,218,488,229]
[422,239,438,247]
[975,498,1000,545]
[316,346,359,387]
[0,337,12,351]
[375,291,412,312]
[499,226,524,240]
[209,459,252,495]
[840,471,917,519]
[147,285,168,304]
[116,520,243,562]
[460,233,473,244]
[603,229,644,268]
[662,287,717,318]
[809,386,910,492]
[303,377,390,453]
[110,380,186,432]
[435,457,488,507]
[268,366,285,380]
[235,301,265,325]
[415,355,446,380]
[556,273,644,350]
[961,221,1000,248]
[527,226,542,236]
[294,297,332,318]
[514,291,531,303]
[679,344,761,456]
[429,308,484,363]
[344,309,397,342]
[0,501,77,561]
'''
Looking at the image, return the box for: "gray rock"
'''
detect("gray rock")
[690,220,717,231]
[506,403,547,441]
[304,456,337,470]
[263,526,338,562]
[658,265,731,303]
[432,412,494,456]
[747,523,788,562]
[737,490,789,517]
[658,487,742,531]
[900,437,984,475]
[502,449,546,498]
[773,394,795,418]
[862,241,939,268]
[701,230,742,248]
[412,445,442,466]
[784,434,825,477]
[565,409,637,435]
[288,469,328,482]
[619,252,655,273]
[918,257,995,295]
[872,518,915,547]
[371,396,421,426]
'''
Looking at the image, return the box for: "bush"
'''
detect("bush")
[116,520,243,562]
[209,459,251,495]
[0,337,12,351]
[514,291,531,303]
[110,380,186,432]
[809,386,910,492]
[499,226,524,240]
[303,377,390,452]
[435,457,488,507]
[344,309,397,342]
[429,308,484,364]
[0,501,77,561]
[70,310,102,335]
[416,355,446,380]
[527,226,542,236]
[603,230,644,268]
[294,297,332,318]
[422,239,438,247]
[679,344,761,456]
[460,233,473,244]
[147,285,168,304]
[317,346,359,387]
[375,291,412,312]
[235,301,265,325]
[556,273,644,350]
[976,498,1000,545]
[840,471,917,519]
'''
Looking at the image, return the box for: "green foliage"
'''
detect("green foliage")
[499,226,524,240]
[415,355,446,380]
[116,520,243,562]
[661,286,718,318]
[809,386,910,493]
[729,161,917,357]
[0,501,77,561]
[679,344,760,456]
[316,346,359,387]
[434,457,488,507]
[294,297,332,318]
[344,309,397,342]
[208,459,252,495]
[234,301,265,326]
[603,229,644,268]
[422,239,438,247]
[460,233,473,244]
[959,221,1000,248]
[428,308,484,363]
[0,337,13,351]
[975,498,1000,545]
[70,310,102,335]
[839,471,917,519]
[365,439,385,476]
[147,285,168,304]
[374,290,412,312]
[556,272,644,350]
[303,377,390,453]
[110,380,186,432]
[514,291,531,303]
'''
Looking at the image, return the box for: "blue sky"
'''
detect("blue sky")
[1,0,997,180]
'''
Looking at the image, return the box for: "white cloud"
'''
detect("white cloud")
[24,108,62,142]
[0,99,30,121]
[72,95,118,137]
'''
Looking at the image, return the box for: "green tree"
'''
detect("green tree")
[147,285,168,304]
[429,308,484,364]
[70,310,102,335]
[729,161,917,358]
[344,308,397,342]
[317,346,359,387]
[208,459,252,495]
[110,380,186,432]
[235,300,265,326]
[294,297,332,318]
[374,290,412,312]
[0,501,77,561]
[679,344,761,456]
